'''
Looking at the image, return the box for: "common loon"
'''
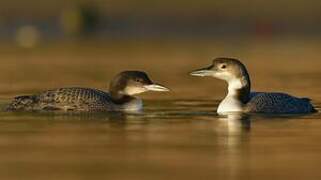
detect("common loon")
[190,57,316,114]
[6,71,169,112]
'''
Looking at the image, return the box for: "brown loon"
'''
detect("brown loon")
[190,57,316,114]
[6,71,169,112]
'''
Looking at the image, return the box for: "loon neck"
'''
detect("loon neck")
[110,91,135,105]
[217,77,251,114]
[227,77,251,104]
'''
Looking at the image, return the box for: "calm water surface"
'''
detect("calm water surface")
[0,99,320,180]
[0,39,321,179]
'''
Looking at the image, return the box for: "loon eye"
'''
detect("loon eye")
[220,64,227,69]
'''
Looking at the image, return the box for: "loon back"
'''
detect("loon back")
[6,88,115,112]
[245,92,315,113]
[6,95,40,111]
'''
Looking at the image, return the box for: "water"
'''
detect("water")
[0,99,320,180]
[0,38,321,179]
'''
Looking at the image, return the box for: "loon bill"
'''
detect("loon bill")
[6,71,170,112]
[190,57,316,114]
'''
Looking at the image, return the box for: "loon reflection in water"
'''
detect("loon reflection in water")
[190,57,316,114]
[6,71,170,112]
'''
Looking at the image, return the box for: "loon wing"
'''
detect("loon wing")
[7,88,114,111]
[245,92,314,113]
[38,87,114,111]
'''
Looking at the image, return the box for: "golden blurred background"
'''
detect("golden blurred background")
[0,0,320,41]
[0,0,320,99]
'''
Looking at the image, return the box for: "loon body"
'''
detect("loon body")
[6,71,169,112]
[190,57,315,114]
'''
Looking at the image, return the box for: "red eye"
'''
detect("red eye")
[221,65,226,69]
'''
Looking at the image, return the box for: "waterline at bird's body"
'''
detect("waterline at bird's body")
[190,57,315,114]
[6,71,169,112]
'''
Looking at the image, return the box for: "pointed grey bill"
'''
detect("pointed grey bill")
[189,67,215,77]
[144,84,170,92]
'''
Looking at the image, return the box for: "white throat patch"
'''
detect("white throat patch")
[228,79,243,91]
[123,86,147,95]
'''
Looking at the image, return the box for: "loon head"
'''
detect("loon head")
[190,57,250,85]
[109,71,170,98]
[190,57,251,109]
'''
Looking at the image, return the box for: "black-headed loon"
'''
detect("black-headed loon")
[190,57,316,114]
[6,71,169,112]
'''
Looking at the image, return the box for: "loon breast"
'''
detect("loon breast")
[245,92,315,113]
[7,87,141,112]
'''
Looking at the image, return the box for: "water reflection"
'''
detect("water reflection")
[215,113,251,151]
[3,111,130,121]
[218,113,251,133]
[212,113,251,180]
